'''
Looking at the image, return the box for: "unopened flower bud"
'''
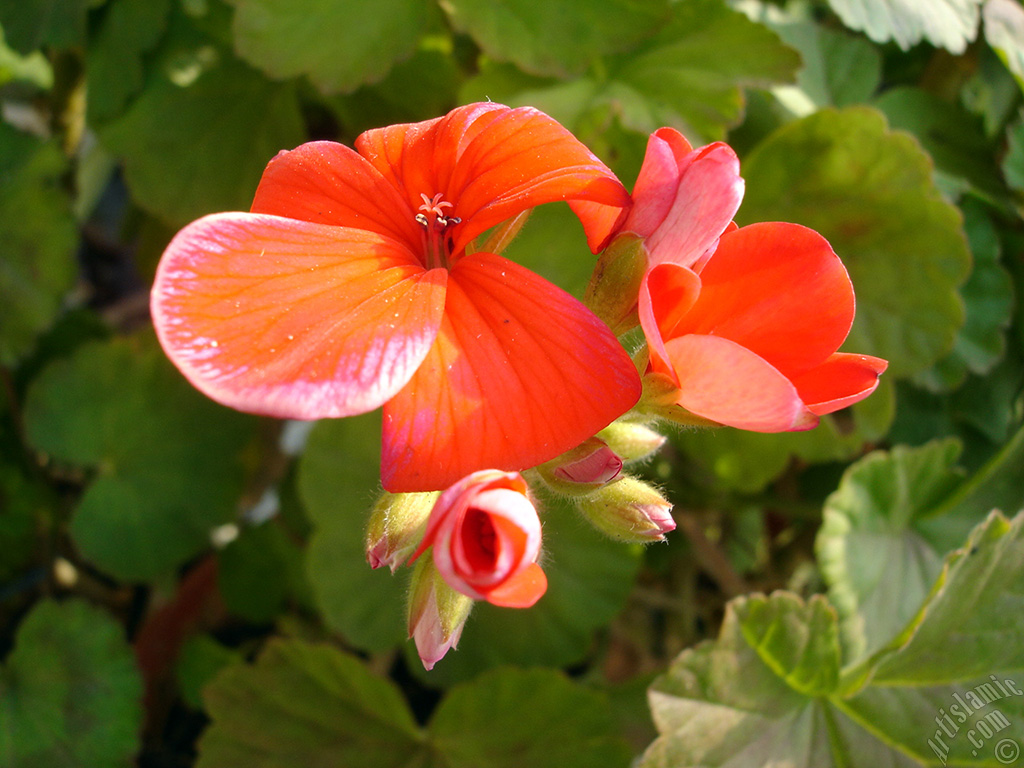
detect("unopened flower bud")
[597,421,667,463]
[583,233,648,335]
[365,490,439,572]
[537,437,623,495]
[575,476,675,543]
[407,556,473,671]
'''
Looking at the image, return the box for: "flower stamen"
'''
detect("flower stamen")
[416,193,460,269]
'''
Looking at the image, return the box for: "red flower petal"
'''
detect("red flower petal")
[250,141,423,253]
[679,223,856,376]
[790,353,889,415]
[484,562,548,608]
[638,262,702,380]
[663,334,817,432]
[152,212,446,419]
[380,251,642,492]
[356,103,629,254]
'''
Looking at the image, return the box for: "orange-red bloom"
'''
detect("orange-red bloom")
[640,222,888,431]
[151,103,640,491]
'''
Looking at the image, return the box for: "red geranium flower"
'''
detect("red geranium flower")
[151,103,640,491]
[640,222,888,431]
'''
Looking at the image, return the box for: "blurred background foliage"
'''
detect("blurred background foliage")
[1,0,1024,765]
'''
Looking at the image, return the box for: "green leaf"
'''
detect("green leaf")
[770,19,882,110]
[428,668,632,768]
[839,512,1024,765]
[175,634,242,711]
[460,0,800,142]
[23,334,256,581]
[816,440,971,664]
[1003,111,1024,193]
[0,124,77,366]
[196,639,423,768]
[443,0,667,78]
[98,16,306,225]
[217,517,306,623]
[0,0,86,54]
[225,0,429,93]
[825,0,982,53]
[873,87,1003,201]
[411,491,641,685]
[642,511,1024,768]
[298,414,405,651]
[86,0,172,124]
[984,0,1024,91]
[740,106,972,379]
[912,197,1014,391]
[0,599,143,767]
[325,39,461,136]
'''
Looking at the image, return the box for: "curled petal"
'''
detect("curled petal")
[485,563,548,608]
[638,262,702,380]
[152,213,446,419]
[677,223,856,376]
[663,334,817,432]
[791,353,889,415]
[626,131,743,269]
[381,252,641,492]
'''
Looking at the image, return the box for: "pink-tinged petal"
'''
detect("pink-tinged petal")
[152,212,446,419]
[638,262,702,380]
[625,128,693,238]
[357,103,630,254]
[626,134,743,269]
[250,141,423,252]
[663,334,817,432]
[679,223,855,376]
[791,353,889,415]
[484,562,548,608]
[381,252,642,492]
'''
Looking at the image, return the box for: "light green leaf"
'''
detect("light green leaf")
[225,0,429,93]
[460,0,800,142]
[23,334,256,581]
[98,18,305,225]
[0,124,77,366]
[826,0,982,53]
[740,107,972,379]
[643,511,1024,768]
[86,0,172,124]
[937,421,1024,520]
[770,19,882,110]
[196,639,423,768]
[442,0,667,78]
[428,668,632,768]
[816,440,971,665]
[984,0,1024,91]
[0,599,143,767]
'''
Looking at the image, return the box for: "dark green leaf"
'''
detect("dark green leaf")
[0,124,77,366]
[0,599,143,767]
[225,0,429,93]
[428,667,632,768]
[98,18,305,225]
[196,639,422,768]
[0,0,86,54]
[23,334,256,580]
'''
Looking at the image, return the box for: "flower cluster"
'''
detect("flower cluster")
[151,103,886,669]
